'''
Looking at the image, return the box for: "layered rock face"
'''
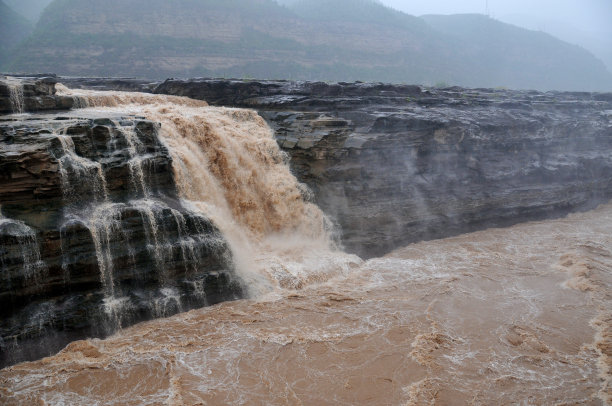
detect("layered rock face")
[154,79,612,257]
[0,78,241,367]
[8,0,612,91]
[0,75,74,114]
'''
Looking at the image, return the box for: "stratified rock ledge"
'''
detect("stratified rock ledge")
[0,108,242,367]
[154,79,612,257]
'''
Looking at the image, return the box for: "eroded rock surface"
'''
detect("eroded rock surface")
[0,75,74,114]
[0,111,241,367]
[154,79,612,257]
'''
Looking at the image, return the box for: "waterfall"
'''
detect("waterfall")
[0,83,358,367]
[57,85,360,296]
[5,77,25,114]
[56,134,109,203]
[51,109,238,328]
[123,125,151,197]
[0,215,47,288]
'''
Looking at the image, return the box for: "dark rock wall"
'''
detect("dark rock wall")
[0,75,74,114]
[0,106,242,367]
[154,79,612,257]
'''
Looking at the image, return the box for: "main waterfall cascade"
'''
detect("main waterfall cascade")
[52,113,228,322]
[0,83,358,365]
[56,84,360,294]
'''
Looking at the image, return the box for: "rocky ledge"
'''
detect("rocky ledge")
[0,75,74,114]
[153,79,612,257]
[0,111,242,367]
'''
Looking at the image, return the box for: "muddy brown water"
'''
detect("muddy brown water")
[1,204,611,405]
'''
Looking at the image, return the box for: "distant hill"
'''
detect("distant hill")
[4,0,52,22]
[0,0,34,66]
[6,0,612,91]
[422,14,612,91]
[499,13,612,74]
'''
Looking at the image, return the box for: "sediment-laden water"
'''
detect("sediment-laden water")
[0,87,610,405]
[1,204,611,405]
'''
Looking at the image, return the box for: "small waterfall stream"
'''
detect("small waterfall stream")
[6,79,25,114]
[0,215,47,289]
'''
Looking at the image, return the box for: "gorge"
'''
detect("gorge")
[0,74,611,404]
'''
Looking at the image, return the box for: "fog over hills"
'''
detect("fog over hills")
[421,14,611,91]
[4,0,53,22]
[499,13,612,74]
[0,1,34,63]
[3,0,612,91]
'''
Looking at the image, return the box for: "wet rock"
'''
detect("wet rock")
[0,75,74,114]
[11,76,611,365]
[0,111,242,367]
[58,77,160,93]
[153,79,612,258]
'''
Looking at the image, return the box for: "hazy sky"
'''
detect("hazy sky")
[379,0,611,35]
[378,0,612,71]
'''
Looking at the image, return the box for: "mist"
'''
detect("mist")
[379,0,612,72]
[3,0,53,22]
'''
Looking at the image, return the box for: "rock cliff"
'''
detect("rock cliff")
[154,79,612,257]
[7,0,612,91]
[0,77,242,367]
[0,75,73,114]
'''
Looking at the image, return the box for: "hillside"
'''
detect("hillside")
[6,0,612,91]
[0,1,34,66]
[422,14,612,91]
[4,0,52,22]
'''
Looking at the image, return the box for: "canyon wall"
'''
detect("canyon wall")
[154,79,612,257]
[7,0,612,91]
